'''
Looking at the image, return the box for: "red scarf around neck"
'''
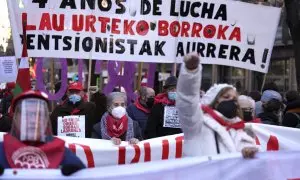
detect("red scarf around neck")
[3,134,65,169]
[134,98,150,114]
[154,93,175,106]
[106,114,128,138]
[201,105,245,130]
[245,118,262,123]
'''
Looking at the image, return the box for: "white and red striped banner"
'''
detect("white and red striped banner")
[1,124,299,168]
[2,151,300,179]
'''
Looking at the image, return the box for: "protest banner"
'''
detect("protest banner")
[2,151,300,179]
[7,0,281,72]
[0,123,299,168]
[0,56,18,83]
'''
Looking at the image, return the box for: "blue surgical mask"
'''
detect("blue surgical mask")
[168,92,177,101]
[69,94,82,104]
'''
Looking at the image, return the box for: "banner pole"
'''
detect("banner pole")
[88,59,92,101]
[99,73,103,92]
[50,59,55,111]
[261,73,267,93]
[118,62,124,90]
[137,62,143,91]
[172,63,177,76]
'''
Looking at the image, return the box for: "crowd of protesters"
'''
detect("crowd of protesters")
[0,53,300,171]
[1,74,299,140]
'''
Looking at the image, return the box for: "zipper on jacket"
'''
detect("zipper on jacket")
[214,131,220,154]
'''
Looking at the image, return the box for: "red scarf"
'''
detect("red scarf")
[3,134,65,169]
[134,98,150,114]
[202,105,245,130]
[245,118,262,123]
[154,93,175,106]
[106,115,128,138]
[71,108,80,115]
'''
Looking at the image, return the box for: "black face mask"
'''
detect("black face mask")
[216,100,238,119]
[146,97,154,108]
[243,111,253,121]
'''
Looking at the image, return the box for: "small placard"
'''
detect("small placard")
[57,115,85,138]
[0,56,17,83]
[163,106,180,129]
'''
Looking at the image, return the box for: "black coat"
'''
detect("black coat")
[144,103,182,139]
[91,117,143,141]
[258,112,280,125]
[90,92,107,123]
[285,99,300,114]
[0,115,12,132]
[50,101,96,138]
[0,94,12,114]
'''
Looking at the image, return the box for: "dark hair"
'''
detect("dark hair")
[285,90,300,103]
[262,82,279,92]
[248,91,262,102]
[263,98,282,113]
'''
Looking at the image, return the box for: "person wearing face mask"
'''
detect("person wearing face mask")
[177,52,258,159]
[92,92,142,145]
[127,86,155,136]
[238,95,261,123]
[258,98,283,125]
[0,90,85,173]
[144,76,182,139]
[50,82,96,138]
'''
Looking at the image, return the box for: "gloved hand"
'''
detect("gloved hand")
[61,164,83,176]
[0,165,4,176]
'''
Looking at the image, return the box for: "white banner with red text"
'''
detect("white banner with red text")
[2,151,300,180]
[0,123,300,168]
[7,0,281,72]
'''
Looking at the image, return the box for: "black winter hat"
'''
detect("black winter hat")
[164,76,177,89]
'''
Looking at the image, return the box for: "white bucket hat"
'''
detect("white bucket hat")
[201,84,235,105]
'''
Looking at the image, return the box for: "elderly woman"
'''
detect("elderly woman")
[92,92,142,145]
[176,52,258,158]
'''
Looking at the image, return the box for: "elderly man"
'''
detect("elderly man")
[50,82,96,138]
[127,86,155,135]
[92,92,142,145]
[144,76,182,139]
[0,90,85,172]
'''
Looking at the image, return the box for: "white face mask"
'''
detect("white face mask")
[111,106,126,119]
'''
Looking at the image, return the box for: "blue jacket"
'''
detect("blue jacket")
[0,143,86,169]
[127,104,149,134]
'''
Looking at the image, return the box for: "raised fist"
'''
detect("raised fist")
[183,52,200,70]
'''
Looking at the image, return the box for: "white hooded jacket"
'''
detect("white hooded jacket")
[176,65,256,157]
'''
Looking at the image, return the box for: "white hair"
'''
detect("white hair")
[107,92,127,107]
